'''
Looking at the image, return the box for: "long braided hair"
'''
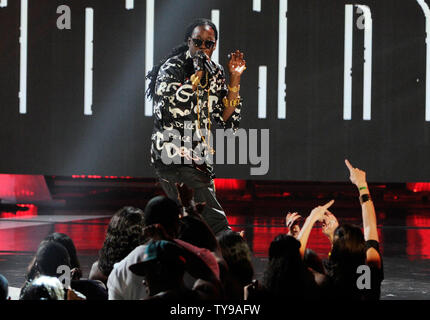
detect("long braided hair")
[145,18,218,101]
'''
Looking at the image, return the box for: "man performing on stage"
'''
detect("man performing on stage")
[146,18,246,235]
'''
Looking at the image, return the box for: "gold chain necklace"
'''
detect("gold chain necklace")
[196,73,215,155]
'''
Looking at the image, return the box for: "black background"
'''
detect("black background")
[0,0,428,182]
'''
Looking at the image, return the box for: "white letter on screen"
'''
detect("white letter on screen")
[145,0,154,116]
[278,0,287,119]
[344,5,353,120]
[125,0,134,10]
[211,9,220,64]
[19,0,28,114]
[417,0,430,121]
[84,8,94,116]
[253,0,261,12]
[356,5,372,120]
[258,66,267,119]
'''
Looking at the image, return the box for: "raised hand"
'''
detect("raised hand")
[309,200,335,222]
[228,50,246,77]
[345,159,367,188]
[286,212,302,228]
[286,212,302,238]
[244,279,259,300]
[297,200,335,257]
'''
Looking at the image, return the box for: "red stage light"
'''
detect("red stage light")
[72,175,134,180]
[214,179,246,190]
[407,183,430,192]
[406,214,430,259]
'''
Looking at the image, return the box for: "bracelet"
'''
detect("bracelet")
[222,96,241,108]
[359,186,367,191]
[190,74,200,87]
[227,84,240,93]
[359,194,372,205]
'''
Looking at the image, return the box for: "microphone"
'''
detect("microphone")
[195,51,217,76]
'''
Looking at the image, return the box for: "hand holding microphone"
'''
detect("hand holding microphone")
[193,51,206,72]
[193,51,217,76]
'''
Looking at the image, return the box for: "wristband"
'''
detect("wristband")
[227,84,240,93]
[359,186,367,191]
[222,96,241,108]
[359,194,371,205]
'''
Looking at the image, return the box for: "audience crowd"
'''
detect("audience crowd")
[0,159,383,301]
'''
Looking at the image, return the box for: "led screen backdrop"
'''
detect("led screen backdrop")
[0,0,429,182]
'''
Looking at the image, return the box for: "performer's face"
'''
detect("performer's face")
[188,25,217,59]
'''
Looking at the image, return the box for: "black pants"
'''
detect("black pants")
[155,165,230,235]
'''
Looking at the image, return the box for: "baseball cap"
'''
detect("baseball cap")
[129,240,215,281]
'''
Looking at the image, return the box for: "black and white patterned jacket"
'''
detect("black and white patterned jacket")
[150,50,242,178]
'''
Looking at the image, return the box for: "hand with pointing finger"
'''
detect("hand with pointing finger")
[309,200,335,223]
[345,159,367,188]
[297,199,335,258]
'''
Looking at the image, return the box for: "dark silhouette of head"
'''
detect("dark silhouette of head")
[0,274,8,300]
[143,196,181,238]
[263,234,317,300]
[35,240,71,277]
[44,232,81,279]
[326,224,366,299]
[178,216,218,252]
[304,248,324,274]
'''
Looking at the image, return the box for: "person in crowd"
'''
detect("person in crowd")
[22,240,71,287]
[20,276,67,300]
[106,197,181,300]
[108,193,222,300]
[142,195,182,239]
[146,17,246,236]
[47,233,108,299]
[265,234,319,300]
[44,233,82,280]
[20,275,86,300]
[90,206,145,285]
[245,234,319,300]
[0,274,9,300]
[22,236,107,300]
[297,159,383,300]
[20,240,71,299]
[129,240,219,301]
[216,230,254,299]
